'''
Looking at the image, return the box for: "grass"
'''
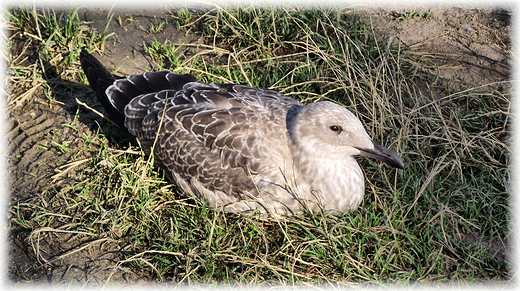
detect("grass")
[6,4,511,287]
[393,9,433,20]
[139,16,168,34]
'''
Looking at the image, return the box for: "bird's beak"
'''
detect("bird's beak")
[356,140,404,169]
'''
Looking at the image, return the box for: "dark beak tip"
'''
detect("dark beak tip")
[387,154,404,169]
[383,156,404,169]
[357,141,404,170]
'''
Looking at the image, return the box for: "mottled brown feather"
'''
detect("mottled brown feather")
[120,74,300,199]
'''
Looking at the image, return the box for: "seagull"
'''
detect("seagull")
[79,49,404,215]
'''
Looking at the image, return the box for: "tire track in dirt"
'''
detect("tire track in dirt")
[6,78,147,283]
[6,88,114,283]
[7,94,93,203]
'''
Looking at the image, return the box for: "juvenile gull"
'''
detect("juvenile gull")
[79,49,404,215]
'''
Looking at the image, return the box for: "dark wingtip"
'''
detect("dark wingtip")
[79,49,130,133]
[79,48,90,62]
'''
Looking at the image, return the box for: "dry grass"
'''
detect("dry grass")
[6,4,511,287]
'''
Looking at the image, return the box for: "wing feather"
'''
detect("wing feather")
[118,74,303,197]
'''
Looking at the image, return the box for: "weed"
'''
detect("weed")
[173,8,193,28]
[139,16,168,34]
[393,9,433,20]
[143,39,185,70]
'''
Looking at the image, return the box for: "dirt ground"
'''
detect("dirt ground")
[6,5,513,285]
[357,6,511,91]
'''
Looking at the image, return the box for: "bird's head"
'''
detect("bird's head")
[288,101,404,169]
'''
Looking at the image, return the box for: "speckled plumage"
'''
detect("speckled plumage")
[80,49,404,215]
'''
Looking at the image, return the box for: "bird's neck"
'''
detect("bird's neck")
[294,155,365,212]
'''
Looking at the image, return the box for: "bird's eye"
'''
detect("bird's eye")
[329,125,341,132]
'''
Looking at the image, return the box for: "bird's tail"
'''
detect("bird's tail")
[79,49,129,131]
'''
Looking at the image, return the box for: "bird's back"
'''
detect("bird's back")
[80,50,303,210]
